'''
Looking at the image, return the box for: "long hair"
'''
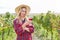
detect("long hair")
[15,7,29,21]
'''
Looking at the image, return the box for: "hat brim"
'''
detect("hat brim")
[15,4,30,14]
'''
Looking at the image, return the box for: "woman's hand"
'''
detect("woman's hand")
[24,27,30,32]
[22,20,29,30]
[22,19,32,26]
[22,19,33,30]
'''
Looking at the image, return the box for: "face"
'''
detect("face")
[19,8,27,17]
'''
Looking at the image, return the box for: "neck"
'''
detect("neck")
[20,16,26,20]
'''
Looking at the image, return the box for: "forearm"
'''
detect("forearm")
[24,27,30,32]
[27,24,34,33]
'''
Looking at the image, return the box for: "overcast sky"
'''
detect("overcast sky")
[0,0,60,14]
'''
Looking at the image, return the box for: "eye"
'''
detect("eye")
[21,10,26,12]
[23,11,26,12]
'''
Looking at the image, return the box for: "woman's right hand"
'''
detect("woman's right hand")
[24,21,29,25]
[22,18,32,29]
[22,21,29,29]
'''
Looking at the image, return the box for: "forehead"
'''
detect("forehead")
[21,7,26,11]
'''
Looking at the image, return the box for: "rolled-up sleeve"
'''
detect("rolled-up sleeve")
[13,19,25,35]
[28,23,34,33]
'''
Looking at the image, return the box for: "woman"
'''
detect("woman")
[13,4,34,40]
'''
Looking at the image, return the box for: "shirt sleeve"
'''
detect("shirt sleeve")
[13,19,25,35]
[28,23,34,33]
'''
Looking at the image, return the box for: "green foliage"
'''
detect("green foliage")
[33,11,60,40]
[0,11,60,40]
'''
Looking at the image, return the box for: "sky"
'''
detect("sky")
[0,0,60,14]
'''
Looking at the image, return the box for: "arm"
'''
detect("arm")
[13,19,25,35]
[28,23,34,33]
[23,18,34,33]
[25,23,34,33]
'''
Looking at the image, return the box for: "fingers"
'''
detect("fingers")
[24,27,30,32]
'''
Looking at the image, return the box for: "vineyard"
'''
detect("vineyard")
[0,11,60,40]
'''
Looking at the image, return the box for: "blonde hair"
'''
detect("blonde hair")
[15,12,28,21]
[15,7,29,21]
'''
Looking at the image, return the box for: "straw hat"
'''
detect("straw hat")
[15,4,30,14]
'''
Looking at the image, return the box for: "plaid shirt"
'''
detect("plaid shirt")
[13,18,34,40]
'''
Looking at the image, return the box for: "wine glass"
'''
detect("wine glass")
[28,15,33,21]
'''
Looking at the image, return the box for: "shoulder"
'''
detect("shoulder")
[13,18,19,23]
[13,18,17,22]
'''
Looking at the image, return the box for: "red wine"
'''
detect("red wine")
[29,18,32,21]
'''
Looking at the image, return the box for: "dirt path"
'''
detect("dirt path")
[32,34,40,40]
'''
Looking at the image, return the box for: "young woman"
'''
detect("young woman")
[13,4,34,40]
